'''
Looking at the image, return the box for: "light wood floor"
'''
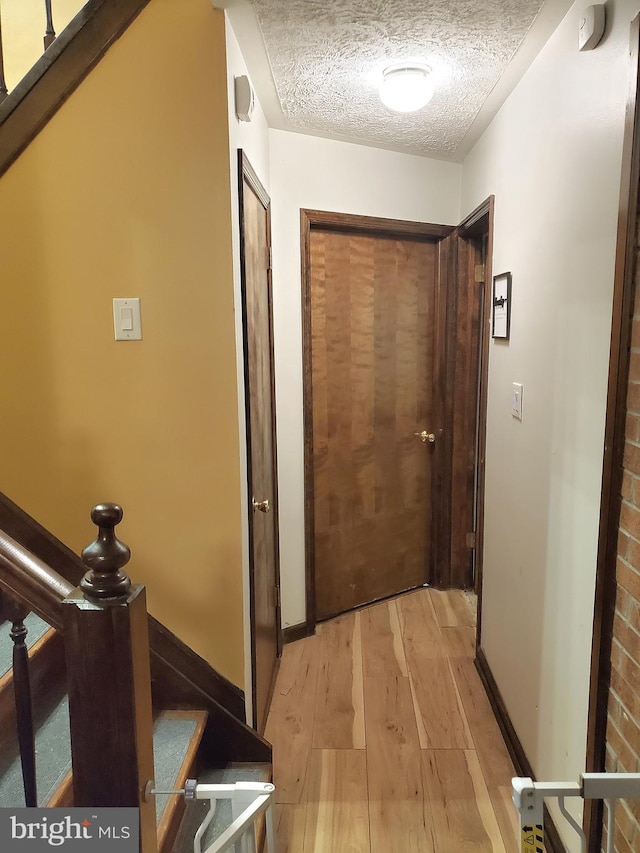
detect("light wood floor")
[264,588,520,852]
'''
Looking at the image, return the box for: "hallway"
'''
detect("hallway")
[265,588,520,851]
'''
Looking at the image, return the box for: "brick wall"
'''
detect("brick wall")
[603,229,640,852]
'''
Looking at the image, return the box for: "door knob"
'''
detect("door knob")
[252,498,270,513]
[414,431,436,444]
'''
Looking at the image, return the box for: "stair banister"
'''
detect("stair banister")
[0,528,74,629]
[5,597,37,808]
[0,532,75,810]
[0,487,271,812]
[63,503,157,853]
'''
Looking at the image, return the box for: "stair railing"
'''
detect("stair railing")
[0,503,157,853]
[4,597,38,808]
[43,0,57,49]
[0,0,60,101]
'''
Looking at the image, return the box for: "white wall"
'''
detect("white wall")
[225,15,271,723]
[461,0,637,845]
[269,130,462,627]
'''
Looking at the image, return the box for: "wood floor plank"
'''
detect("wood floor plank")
[463,591,478,627]
[442,626,476,658]
[491,785,521,852]
[364,675,436,852]
[361,600,408,677]
[265,635,320,803]
[275,804,307,852]
[450,658,516,788]
[303,750,370,853]
[313,611,365,749]
[421,749,505,852]
[430,588,475,627]
[464,750,508,852]
[408,671,430,749]
[352,612,366,749]
[406,656,473,749]
[397,588,447,658]
[265,590,522,853]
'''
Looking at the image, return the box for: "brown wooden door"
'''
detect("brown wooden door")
[308,222,440,620]
[238,152,280,733]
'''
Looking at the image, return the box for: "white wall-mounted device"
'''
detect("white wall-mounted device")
[512,382,523,420]
[113,298,142,341]
[235,75,255,122]
[579,5,605,51]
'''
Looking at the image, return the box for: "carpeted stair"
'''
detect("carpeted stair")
[0,615,209,852]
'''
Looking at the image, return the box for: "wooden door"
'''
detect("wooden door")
[306,216,444,621]
[238,152,280,733]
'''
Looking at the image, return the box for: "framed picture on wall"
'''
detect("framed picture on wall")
[492,272,512,340]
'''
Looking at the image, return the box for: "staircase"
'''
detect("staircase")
[0,5,273,847]
[0,492,272,852]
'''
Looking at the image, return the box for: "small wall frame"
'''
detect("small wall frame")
[492,271,512,340]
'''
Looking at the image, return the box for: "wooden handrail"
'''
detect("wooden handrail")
[0,529,74,631]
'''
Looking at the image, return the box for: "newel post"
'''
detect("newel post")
[62,504,157,853]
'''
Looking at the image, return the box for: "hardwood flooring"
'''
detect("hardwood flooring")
[264,589,519,852]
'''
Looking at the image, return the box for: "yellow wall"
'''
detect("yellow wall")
[0,0,245,685]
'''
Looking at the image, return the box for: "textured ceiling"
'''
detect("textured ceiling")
[223,0,574,160]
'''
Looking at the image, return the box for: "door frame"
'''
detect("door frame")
[584,16,640,850]
[238,150,282,730]
[300,209,453,630]
[457,196,495,646]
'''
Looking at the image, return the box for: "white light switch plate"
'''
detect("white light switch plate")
[113,298,142,341]
[512,382,523,420]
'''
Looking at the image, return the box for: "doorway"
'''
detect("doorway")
[238,151,281,733]
[303,211,461,628]
[301,206,493,630]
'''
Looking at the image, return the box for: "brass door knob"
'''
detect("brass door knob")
[252,498,270,513]
[414,431,436,444]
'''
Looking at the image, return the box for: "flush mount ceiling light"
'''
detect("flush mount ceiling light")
[379,64,434,113]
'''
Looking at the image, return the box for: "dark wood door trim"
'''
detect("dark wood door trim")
[301,208,453,240]
[457,196,495,645]
[431,232,456,586]
[459,197,493,237]
[238,150,282,731]
[301,209,454,631]
[584,16,640,851]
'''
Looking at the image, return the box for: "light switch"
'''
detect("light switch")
[121,307,133,331]
[113,298,142,341]
[512,382,523,420]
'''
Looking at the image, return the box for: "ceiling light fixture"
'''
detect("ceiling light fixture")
[379,64,434,113]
